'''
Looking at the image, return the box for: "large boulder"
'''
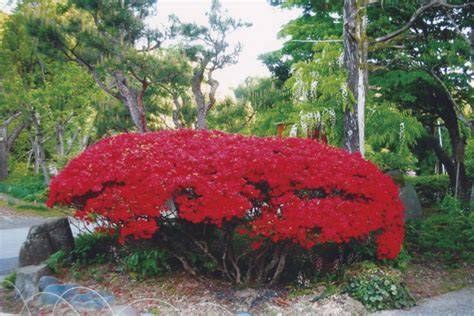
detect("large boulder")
[15,263,50,299]
[18,217,74,267]
[399,182,423,222]
[386,170,423,222]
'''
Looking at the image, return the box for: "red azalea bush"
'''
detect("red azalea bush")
[47,129,404,283]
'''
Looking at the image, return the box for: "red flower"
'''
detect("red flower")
[47,129,405,260]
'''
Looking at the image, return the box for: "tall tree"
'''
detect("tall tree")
[265,0,473,157]
[26,0,180,133]
[175,0,251,130]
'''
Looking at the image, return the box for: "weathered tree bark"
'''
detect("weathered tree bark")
[192,58,219,130]
[441,103,470,203]
[113,71,148,133]
[55,122,64,156]
[172,95,184,129]
[343,0,368,155]
[65,127,82,155]
[0,112,25,180]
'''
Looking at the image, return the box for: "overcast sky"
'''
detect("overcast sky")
[0,0,301,97]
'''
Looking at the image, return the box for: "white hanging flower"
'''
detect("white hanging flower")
[341,82,348,107]
[399,122,405,142]
[290,124,298,137]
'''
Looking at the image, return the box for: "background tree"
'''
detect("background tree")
[264,0,473,202]
[174,0,251,129]
[26,0,181,133]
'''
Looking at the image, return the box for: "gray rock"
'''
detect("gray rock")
[14,263,51,299]
[19,217,74,267]
[70,291,115,310]
[38,283,79,305]
[399,182,423,222]
[38,275,60,292]
[312,294,368,315]
[112,305,138,316]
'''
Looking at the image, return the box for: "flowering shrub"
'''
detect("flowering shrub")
[47,130,404,283]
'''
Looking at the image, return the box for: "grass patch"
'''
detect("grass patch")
[0,174,48,202]
[0,198,70,217]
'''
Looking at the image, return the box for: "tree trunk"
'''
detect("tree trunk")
[55,122,65,156]
[113,71,147,133]
[442,107,470,203]
[192,65,208,130]
[0,112,24,180]
[343,0,368,155]
[0,127,7,180]
[172,95,183,129]
[31,113,50,185]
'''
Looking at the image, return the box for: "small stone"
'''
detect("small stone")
[15,263,50,299]
[112,305,138,316]
[38,283,79,305]
[70,291,115,310]
[38,276,60,292]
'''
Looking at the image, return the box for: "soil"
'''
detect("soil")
[2,260,473,315]
[402,261,474,300]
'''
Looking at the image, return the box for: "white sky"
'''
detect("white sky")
[154,0,301,97]
[1,0,301,97]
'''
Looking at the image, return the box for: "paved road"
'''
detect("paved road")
[372,287,474,316]
[0,212,90,277]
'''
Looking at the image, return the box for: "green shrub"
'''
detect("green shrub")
[16,203,50,212]
[0,174,48,202]
[345,262,415,311]
[404,175,450,207]
[465,139,474,181]
[1,271,16,290]
[73,232,117,264]
[47,250,68,274]
[121,248,170,280]
[405,196,474,263]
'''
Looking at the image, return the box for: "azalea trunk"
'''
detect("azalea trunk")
[343,0,368,155]
[113,71,147,133]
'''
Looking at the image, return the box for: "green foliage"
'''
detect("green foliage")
[234,77,294,136]
[404,175,450,207]
[47,250,68,274]
[345,262,415,311]
[1,271,16,290]
[466,139,474,181]
[365,104,425,172]
[0,172,47,202]
[405,196,474,263]
[73,232,116,264]
[121,248,170,280]
[16,203,50,212]
[208,97,252,133]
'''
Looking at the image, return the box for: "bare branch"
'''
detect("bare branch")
[2,111,22,128]
[429,67,470,126]
[289,39,343,43]
[374,1,474,43]
[6,121,27,151]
